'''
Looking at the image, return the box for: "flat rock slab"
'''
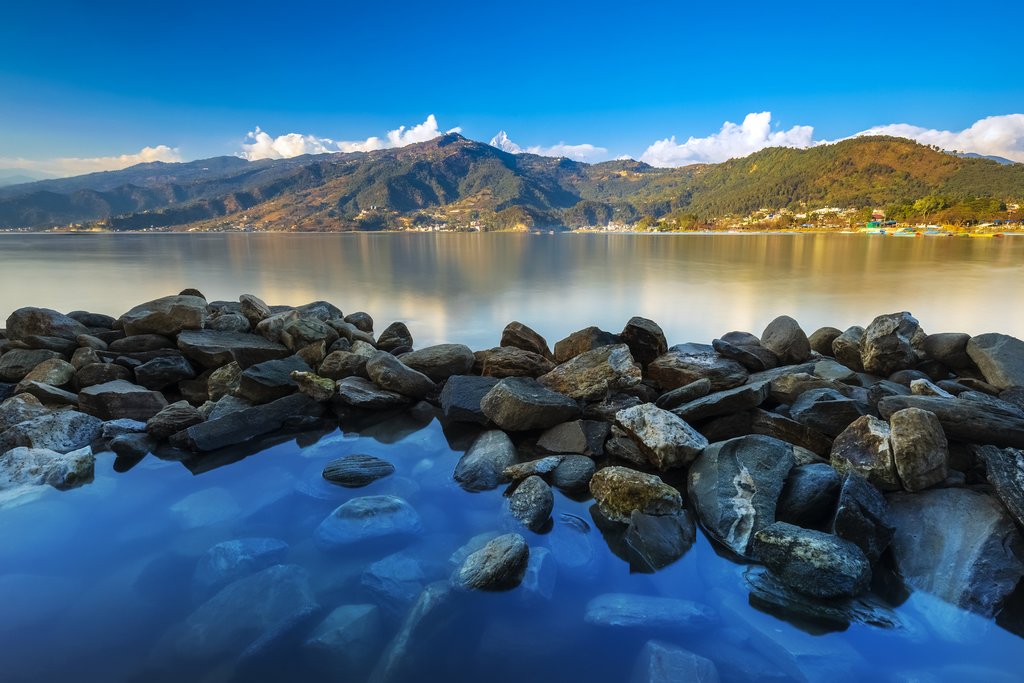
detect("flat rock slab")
[237,356,313,404]
[173,393,324,452]
[672,379,770,422]
[323,454,396,488]
[335,377,411,410]
[177,330,291,370]
[480,377,580,431]
[78,380,169,421]
[877,394,1024,448]
[967,333,1024,391]
[584,593,716,631]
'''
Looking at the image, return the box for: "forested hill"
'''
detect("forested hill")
[0,134,1021,230]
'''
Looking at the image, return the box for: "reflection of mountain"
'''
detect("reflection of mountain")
[1,134,1022,229]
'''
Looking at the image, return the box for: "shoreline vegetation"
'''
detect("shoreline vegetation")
[3,291,1024,651]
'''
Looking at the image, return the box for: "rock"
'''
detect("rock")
[590,466,682,523]
[177,329,291,370]
[398,344,474,381]
[207,361,242,401]
[193,537,290,597]
[615,403,708,470]
[829,473,893,563]
[206,394,252,421]
[174,564,319,661]
[537,343,642,401]
[303,604,382,676]
[830,415,899,491]
[109,433,157,460]
[335,377,411,410]
[14,358,74,391]
[809,326,843,356]
[687,435,796,556]
[238,294,272,328]
[584,593,716,631]
[910,378,954,397]
[888,407,948,491]
[453,430,518,491]
[624,511,696,572]
[0,445,94,491]
[255,310,299,344]
[832,326,865,372]
[536,419,608,456]
[620,316,668,367]
[68,310,116,329]
[0,409,102,453]
[208,312,250,333]
[813,358,858,384]
[508,475,554,531]
[769,372,849,405]
[344,311,373,333]
[672,379,771,422]
[172,393,323,451]
[74,362,133,389]
[551,455,597,493]
[5,307,89,342]
[553,326,621,363]
[315,495,420,550]
[647,346,748,392]
[878,394,1024,448]
[78,379,168,421]
[454,533,530,591]
[280,316,338,353]
[70,346,101,370]
[480,377,580,431]
[887,488,1024,617]
[108,334,176,353]
[631,640,720,683]
[976,446,1024,528]
[500,321,553,359]
[752,522,871,599]
[134,355,196,390]
[18,334,79,354]
[329,320,375,346]
[790,387,868,438]
[370,582,456,683]
[236,355,312,403]
[0,394,49,430]
[291,371,336,401]
[712,332,779,372]
[654,378,712,410]
[438,375,498,425]
[860,312,920,376]
[376,322,413,353]
[119,295,207,337]
[760,315,812,365]
[503,456,563,481]
[922,332,973,368]
[361,552,428,614]
[146,400,204,440]
[322,454,395,488]
[0,349,62,382]
[776,463,842,528]
[966,333,1024,390]
[319,350,369,380]
[366,351,435,398]
[479,346,555,378]
[738,408,833,457]
[17,381,78,406]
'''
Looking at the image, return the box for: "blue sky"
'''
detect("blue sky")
[2,0,1023,174]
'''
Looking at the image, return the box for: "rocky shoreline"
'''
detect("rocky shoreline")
[3,292,1024,674]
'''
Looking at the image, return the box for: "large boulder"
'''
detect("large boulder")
[687,435,795,557]
[889,407,948,491]
[453,430,518,492]
[172,393,323,452]
[776,463,842,528]
[590,466,682,523]
[830,415,900,491]
[752,522,871,599]
[760,316,812,365]
[500,321,553,359]
[0,349,63,382]
[0,445,94,491]
[620,317,668,367]
[0,410,102,453]
[453,533,530,591]
[365,352,435,398]
[119,295,207,337]
[398,344,474,382]
[303,604,382,677]
[0,394,50,431]
[966,333,1024,390]
[647,345,748,392]
[887,488,1024,617]
[922,332,973,369]
[177,330,291,370]
[78,379,168,421]
[860,312,920,376]
[5,307,89,342]
[236,356,312,404]
[537,344,642,401]
[315,495,421,550]
[480,377,580,431]
[877,394,1024,448]
[614,403,708,470]
[193,537,290,597]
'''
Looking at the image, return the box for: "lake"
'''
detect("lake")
[1,232,1023,683]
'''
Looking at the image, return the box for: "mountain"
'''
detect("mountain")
[0,169,55,187]
[956,152,1017,165]
[1,134,1022,230]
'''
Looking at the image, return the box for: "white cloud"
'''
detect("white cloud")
[640,112,815,167]
[488,130,608,162]
[852,114,1024,162]
[0,145,182,177]
[241,115,461,160]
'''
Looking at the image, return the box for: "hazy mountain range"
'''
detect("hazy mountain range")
[1,134,1021,230]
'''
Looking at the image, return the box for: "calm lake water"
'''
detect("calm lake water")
[2,233,1024,683]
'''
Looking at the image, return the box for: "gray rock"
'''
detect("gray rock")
[78,379,168,421]
[620,316,668,367]
[878,394,1024,448]
[322,454,395,488]
[551,455,597,493]
[207,361,242,400]
[68,310,116,329]
[829,473,893,563]
[808,326,843,357]
[538,343,642,401]
[14,358,74,392]
[146,400,204,440]
[501,321,553,359]
[590,466,682,523]
[553,326,621,363]
[508,475,554,532]
[584,593,716,630]
[119,295,207,337]
[887,488,1024,617]
[110,432,157,460]
[479,346,555,378]
[177,329,291,370]
[0,394,50,430]
[236,355,312,404]
[19,334,78,354]
[70,346,101,370]
[480,377,580,431]
[889,407,948,491]
[365,351,435,398]
[624,510,696,572]
[101,417,147,438]
[910,377,954,397]
[776,463,842,527]
[966,333,1024,390]
[193,537,289,596]
[769,372,850,404]
[752,522,871,599]
[790,387,868,438]
[75,362,134,389]
[687,435,795,556]
[0,410,102,453]
[238,294,272,327]
[134,355,196,390]
[172,393,324,452]
[830,415,899,491]
[615,402,708,470]
[314,495,421,549]
[747,408,834,457]
[814,358,858,384]
[206,394,253,421]
[18,381,78,406]
[344,311,374,333]
[0,445,94,491]
[303,604,382,676]
[361,552,428,613]
[503,456,563,482]
[647,346,748,392]
[672,379,771,422]
[922,332,973,368]
[438,375,498,425]
[454,533,530,591]
[108,334,176,353]
[454,430,518,491]
[0,349,63,382]
[976,445,1024,529]
[281,316,339,353]
[5,307,89,342]
[335,377,411,410]
[760,315,812,365]
[369,582,456,683]
[861,312,920,376]
[631,640,720,683]
[654,378,712,410]
[376,322,413,353]
[398,344,474,382]
[832,326,865,372]
[208,312,251,333]
[536,419,608,456]
[319,350,369,380]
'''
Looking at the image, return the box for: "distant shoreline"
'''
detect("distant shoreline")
[2,228,1021,237]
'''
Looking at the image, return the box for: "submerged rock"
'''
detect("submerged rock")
[584,593,716,630]
[314,495,421,549]
[193,537,290,597]
[631,640,720,683]
[323,454,395,488]
[454,532,529,591]
[752,522,872,599]
[454,430,518,492]
[614,402,708,470]
[590,466,682,523]
[0,410,102,454]
[303,604,383,677]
